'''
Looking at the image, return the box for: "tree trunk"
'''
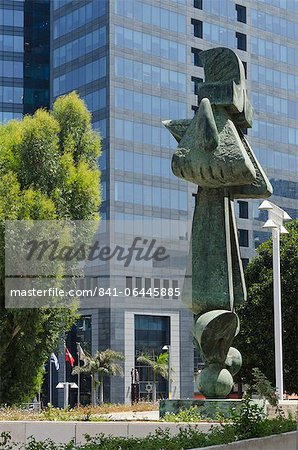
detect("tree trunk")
[152,383,157,402]
[152,370,157,402]
[1,324,22,353]
[99,376,104,404]
[91,375,95,406]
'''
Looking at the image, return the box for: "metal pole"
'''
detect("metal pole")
[77,343,80,406]
[168,346,171,399]
[38,390,41,411]
[64,342,66,383]
[91,374,94,406]
[49,358,52,405]
[272,227,283,401]
[63,383,69,409]
[63,343,67,407]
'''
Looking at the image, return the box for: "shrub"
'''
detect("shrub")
[0,396,296,449]
[162,405,204,422]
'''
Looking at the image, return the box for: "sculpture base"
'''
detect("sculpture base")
[159,399,263,420]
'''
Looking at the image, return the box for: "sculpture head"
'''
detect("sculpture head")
[198,47,253,128]
[163,47,272,199]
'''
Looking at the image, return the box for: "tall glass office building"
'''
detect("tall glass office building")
[2,0,297,404]
[51,0,194,405]
[51,0,298,405]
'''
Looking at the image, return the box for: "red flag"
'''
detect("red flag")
[65,346,75,367]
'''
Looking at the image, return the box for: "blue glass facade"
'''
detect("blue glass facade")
[115,57,187,92]
[0,0,24,123]
[53,26,106,68]
[51,0,108,214]
[0,0,50,122]
[246,3,298,250]
[115,0,186,33]
[111,1,191,225]
[114,26,186,63]
[186,0,297,254]
[53,1,106,38]
[251,63,298,93]
[53,57,107,97]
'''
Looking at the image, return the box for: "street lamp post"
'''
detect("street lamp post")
[258,200,291,401]
[162,344,171,399]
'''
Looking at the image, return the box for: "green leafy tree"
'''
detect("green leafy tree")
[236,220,298,394]
[137,352,169,401]
[0,92,101,405]
[72,349,125,405]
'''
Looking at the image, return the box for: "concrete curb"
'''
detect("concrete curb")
[190,431,297,450]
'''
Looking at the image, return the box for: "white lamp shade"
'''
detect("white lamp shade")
[283,211,292,221]
[280,225,289,234]
[262,219,278,229]
[259,200,273,210]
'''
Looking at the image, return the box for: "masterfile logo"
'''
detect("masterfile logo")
[5,219,191,308]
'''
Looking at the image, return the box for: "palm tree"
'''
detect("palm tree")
[137,352,169,402]
[72,349,124,405]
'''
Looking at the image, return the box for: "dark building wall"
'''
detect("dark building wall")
[23,0,50,114]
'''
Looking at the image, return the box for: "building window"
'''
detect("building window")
[191,19,203,38]
[191,76,203,95]
[236,32,247,51]
[194,0,203,9]
[238,201,249,219]
[126,276,132,292]
[191,47,203,67]
[241,258,249,269]
[145,278,151,297]
[172,280,179,299]
[154,279,160,298]
[135,315,170,399]
[163,279,170,299]
[136,277,142,297]
[242,61,247,78]
[239,229,249,247]
[236,4,246,23]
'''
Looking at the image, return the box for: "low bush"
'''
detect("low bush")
[0,427,237,450]
[162,405,205,422]
[0,395,296,449]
